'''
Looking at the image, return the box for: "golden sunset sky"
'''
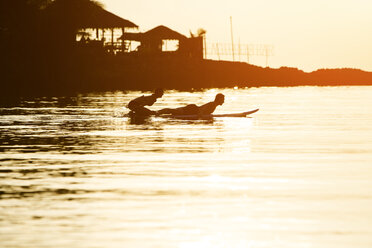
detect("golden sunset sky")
[101,0,371,72]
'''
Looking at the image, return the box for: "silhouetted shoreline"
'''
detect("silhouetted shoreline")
[2,55,372,97]
[1,0,371,98]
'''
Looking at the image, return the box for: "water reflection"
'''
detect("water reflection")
[0,91,250,204]
[2,88,372,248]
[128,114,152,125]
[0,93,251,158]
[0,89,277,248]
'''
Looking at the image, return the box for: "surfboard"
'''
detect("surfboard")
[159,108,259,119]
[124,109,259,120]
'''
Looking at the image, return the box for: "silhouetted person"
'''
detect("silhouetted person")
[156,104,199,116]
[198,93,225,115]
[127,88,164,116]
[157,93,225,116]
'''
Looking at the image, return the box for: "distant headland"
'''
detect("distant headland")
[1,0,371,97]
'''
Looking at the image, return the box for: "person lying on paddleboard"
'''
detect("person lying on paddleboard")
[156,93,225,116]
[127,88,164,116]
[198,93,225,115]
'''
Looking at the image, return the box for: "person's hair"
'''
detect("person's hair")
[154,88,164,97]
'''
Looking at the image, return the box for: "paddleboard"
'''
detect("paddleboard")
[159,108,259,119]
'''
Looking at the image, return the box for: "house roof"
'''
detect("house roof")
[89,8,138,29]
[142,25,186,40]
[120,25,186,41]
[46,0,138,29]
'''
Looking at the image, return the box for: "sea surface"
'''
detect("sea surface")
[1,86,372,248]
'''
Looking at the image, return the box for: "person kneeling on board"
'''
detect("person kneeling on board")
[127,88,164,116]
[157,93,225,116]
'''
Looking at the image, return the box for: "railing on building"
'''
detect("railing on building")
[205,42,274,67]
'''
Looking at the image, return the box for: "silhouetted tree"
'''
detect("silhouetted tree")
[44,0,104,51]
[1,1,42,49]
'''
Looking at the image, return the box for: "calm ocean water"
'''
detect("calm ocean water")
[1,86,372,248]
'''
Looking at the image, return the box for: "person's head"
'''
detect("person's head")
[153,88,164,98]
[214,93,225,105]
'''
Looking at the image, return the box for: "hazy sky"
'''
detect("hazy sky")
[101,0,372,72]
